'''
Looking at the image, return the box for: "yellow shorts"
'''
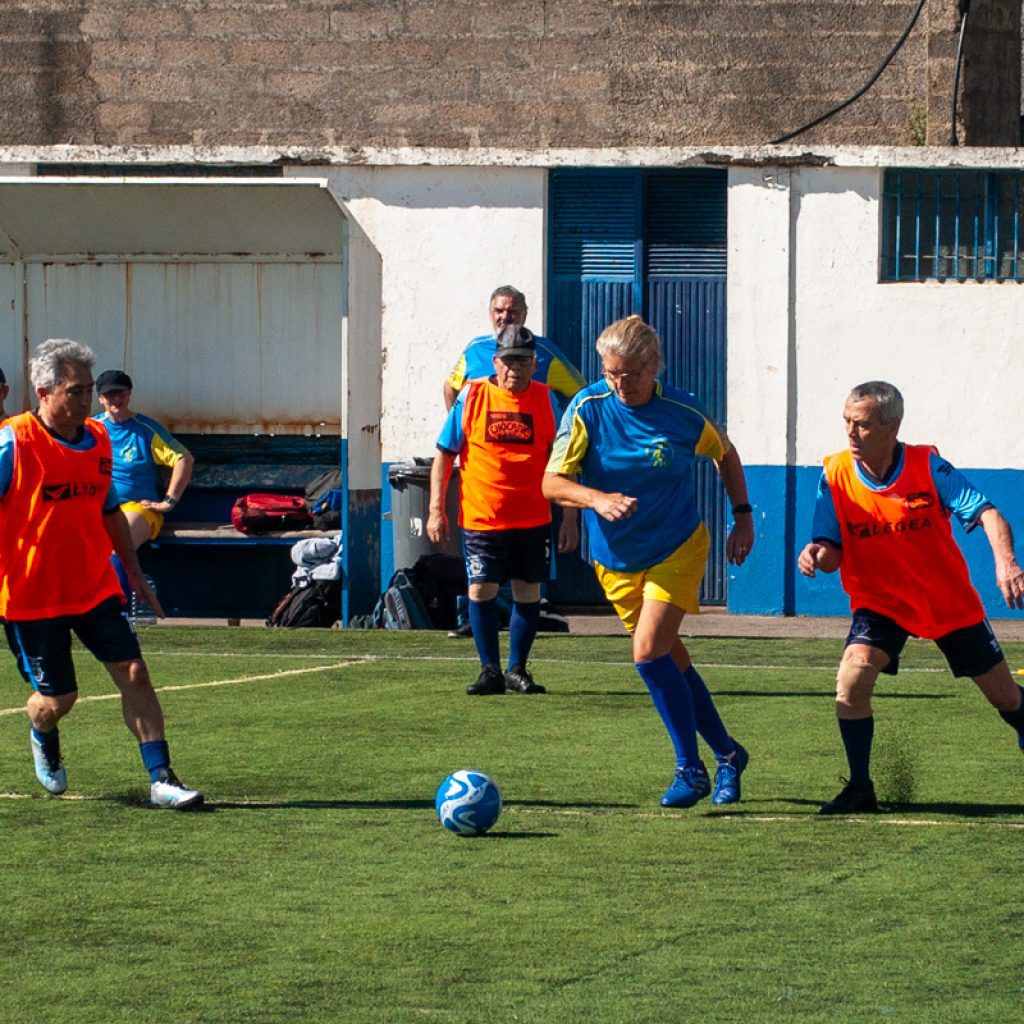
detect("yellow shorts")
[121,501,164,541]
[594,523,710,634]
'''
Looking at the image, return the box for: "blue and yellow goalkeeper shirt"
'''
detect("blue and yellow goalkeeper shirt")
[93,412,190,504]
[547,379,727,572]
[447,334,585,413]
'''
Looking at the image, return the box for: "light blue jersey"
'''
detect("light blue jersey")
[93,412,189,504]
[811,445,992,545]
[547,379,727,572]
[447,334,585,412]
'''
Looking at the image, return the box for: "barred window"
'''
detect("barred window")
[880,169,1024,283]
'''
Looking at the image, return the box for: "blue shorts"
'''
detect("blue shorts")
[462,525,551,585]
[4,596,141,697]
[846,608,1004,678]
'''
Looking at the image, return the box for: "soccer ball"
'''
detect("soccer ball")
[435,769,502,836]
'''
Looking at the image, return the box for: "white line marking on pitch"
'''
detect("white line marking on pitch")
[4,792,1015,828]
[0,659,371,717]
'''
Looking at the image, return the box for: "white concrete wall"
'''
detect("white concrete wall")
[729,164,1024,471]
[317,166,548,463]
[727,167,794,467]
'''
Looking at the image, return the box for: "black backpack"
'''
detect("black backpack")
[409,553,468,630]
[266,580,341,628]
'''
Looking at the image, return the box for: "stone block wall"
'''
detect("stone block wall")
[0,0,1016,150]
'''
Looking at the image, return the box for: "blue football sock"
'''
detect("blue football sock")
[683,665,734,761]
[636,654,701,767]
[507,600,541,670]
[468,598,501,668]
[838,717,874,784]
[997,684,1024,741]
[31,725,60,759]
[140,739,171,782]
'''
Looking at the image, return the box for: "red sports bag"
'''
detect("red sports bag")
[231,493,314,534]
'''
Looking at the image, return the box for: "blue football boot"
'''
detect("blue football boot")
[712,742,750,806]
[660,763,711,808]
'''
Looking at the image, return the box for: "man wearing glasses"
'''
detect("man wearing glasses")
[428,326,561,696]
[0,339,203,809]
[442,285,585,414]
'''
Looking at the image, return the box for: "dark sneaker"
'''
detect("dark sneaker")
[819,778,879,815]
[466,665,505,696]
[150,769,204,810]
[447,622,473,639]
[659,763,711,808]
[504,664,546,694]
[711,742,749,806]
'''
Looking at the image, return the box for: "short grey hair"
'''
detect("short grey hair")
[489,285,527,311]
[30,339,96,391]
[849,380,904,424]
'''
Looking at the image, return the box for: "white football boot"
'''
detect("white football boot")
[30,731,68,795]
[150,769,204,810]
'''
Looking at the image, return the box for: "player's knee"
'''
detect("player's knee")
[835,658,877,718]
[468,582,499,602]
[510,580,541,604]
[108,658,153,692]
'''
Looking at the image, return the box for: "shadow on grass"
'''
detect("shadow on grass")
[566,690,957,700]
[770,795,1024,817]
[184,797,636,814]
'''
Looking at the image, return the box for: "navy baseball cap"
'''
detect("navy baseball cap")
[96,369,133,395]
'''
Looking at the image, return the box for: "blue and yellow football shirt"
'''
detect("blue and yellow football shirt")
[547,379,727,572]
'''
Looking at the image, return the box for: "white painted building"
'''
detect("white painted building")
[0,144,1020,619]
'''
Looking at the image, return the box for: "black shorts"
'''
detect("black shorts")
[462,525,551,586]
[3,596,141,697]
[845,607,1004,678]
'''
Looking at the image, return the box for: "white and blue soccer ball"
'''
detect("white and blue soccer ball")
[435,769,502,836]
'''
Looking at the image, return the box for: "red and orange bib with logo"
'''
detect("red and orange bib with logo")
[0,413,122,619]
[825,444,984,638]
[458,379,555,531]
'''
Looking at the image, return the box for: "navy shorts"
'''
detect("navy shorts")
[4,596,141,697]
[846,607,1004,678]
[462,525,551,585]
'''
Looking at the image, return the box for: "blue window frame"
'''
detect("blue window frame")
[881,169,1024,283]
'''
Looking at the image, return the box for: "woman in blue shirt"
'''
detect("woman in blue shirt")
[544,315,755,809]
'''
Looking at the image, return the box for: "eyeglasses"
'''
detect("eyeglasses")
[603,368,653,383]
[499,355,534,367]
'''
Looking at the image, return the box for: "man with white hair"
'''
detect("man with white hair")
[799,380,1024,814]
[0,339,203,809]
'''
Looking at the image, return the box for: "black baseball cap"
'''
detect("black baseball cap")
[494,325,537,359]
[96,369,133,395]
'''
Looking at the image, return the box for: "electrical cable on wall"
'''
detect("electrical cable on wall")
[950,0,972,145]
[769,0,928,145]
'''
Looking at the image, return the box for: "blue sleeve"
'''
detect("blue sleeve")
[810,471,842,545]
[103,484,120,514]
[436,388,467,454]
[930,453,992,531]
[463,341,495,382]
[0,425,15,499]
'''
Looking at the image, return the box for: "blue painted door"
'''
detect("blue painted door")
[548,168,728,604]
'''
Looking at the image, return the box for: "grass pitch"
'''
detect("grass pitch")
[1,628,1023,1024]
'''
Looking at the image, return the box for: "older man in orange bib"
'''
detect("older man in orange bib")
[799,380,1024,814]
[0,339,203,809]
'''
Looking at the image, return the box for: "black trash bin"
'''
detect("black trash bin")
[388,458,461,570]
